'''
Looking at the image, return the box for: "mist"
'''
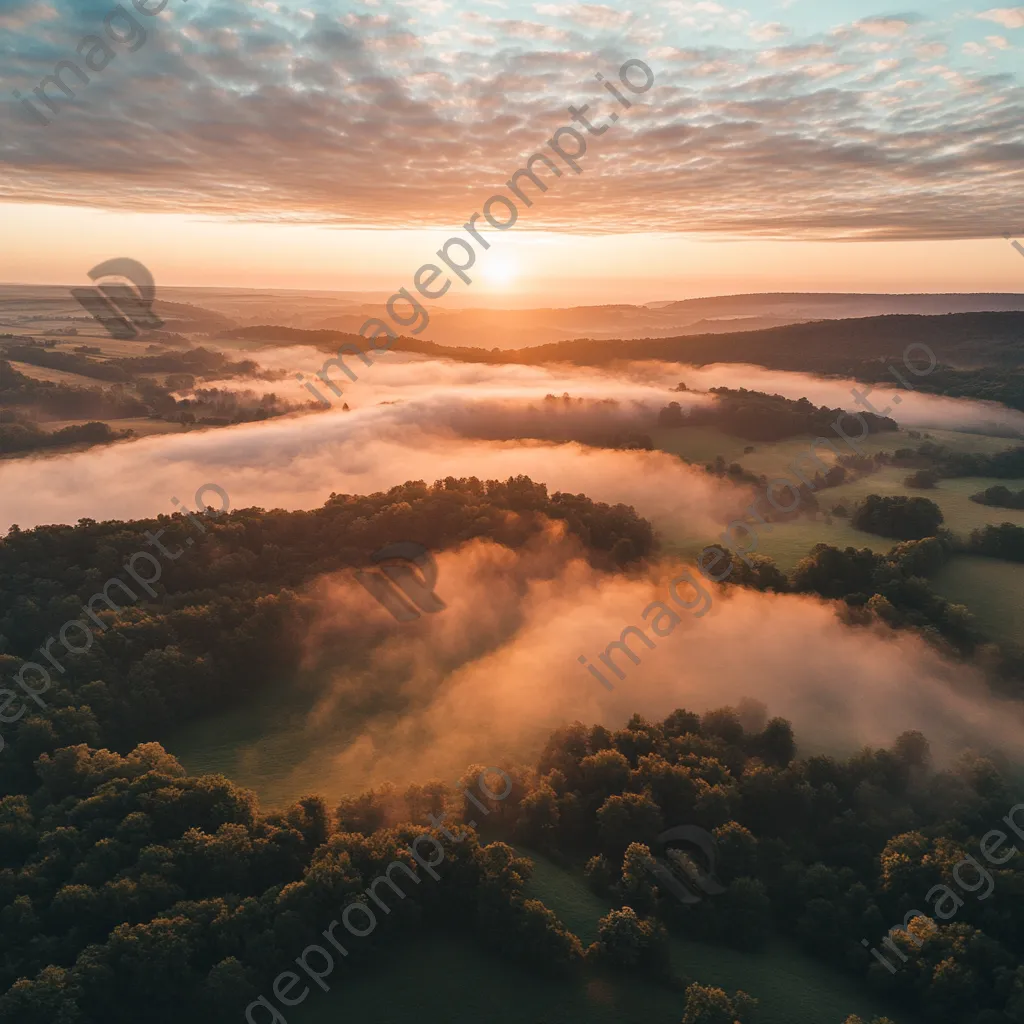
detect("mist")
[5,351,1024,534]
[184,532,1024,807]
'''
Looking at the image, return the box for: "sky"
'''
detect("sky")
[1,0,1023,301]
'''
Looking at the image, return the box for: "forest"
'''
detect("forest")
[1,704,1020,1024]
[0,420,132,454]
[658,388,898,442]
[2,477,1022,1024]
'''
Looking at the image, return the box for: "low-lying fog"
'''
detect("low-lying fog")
[4,351,1024,532]
[178,532,1024,806]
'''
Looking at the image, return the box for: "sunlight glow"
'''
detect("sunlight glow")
[480,252,520,289]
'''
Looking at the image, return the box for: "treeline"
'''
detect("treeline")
[723,536,985,657]
[891,441,1024,480]
[219,317,1024,410]
[0,360,148,420]
[526,710,1024,1024]
[0,343,269,383]
[970,485,1024,510]
[2,706,1018,1023]
[659,388,898,442]
[0,357,312,445]
[0,478,655,790]
[0,420,131,454]
[967,523,1024,562]
[703,525,1024,692]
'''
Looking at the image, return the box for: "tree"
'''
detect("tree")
[588,907,669,975]
[904,469,938,489]
[596,792,665,859]
[721,877,772,950]
[851,494,943,540]
[617,843,660,915]
[585,854,613,895]
[681,982,758,1024]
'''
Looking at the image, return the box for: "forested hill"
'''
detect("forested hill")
[222,313,1024,411]
[224,311,1024,369]
[0,477,653,792]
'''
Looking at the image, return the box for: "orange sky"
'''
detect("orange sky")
[2,203,1023,304]
[2,2,1023,302]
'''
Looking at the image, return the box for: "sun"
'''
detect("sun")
[481,252,520,288]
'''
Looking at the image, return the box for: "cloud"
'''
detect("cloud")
[750,22,788,42]
[0,1,1021,240]
[977,7,1024,29]
[534,3,631,29]
[853,15,919,37]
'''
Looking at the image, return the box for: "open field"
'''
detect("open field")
[650,424,1020,483]
[42,416,184,436]
[5,358,107,387]
[817,467,1024,537]
[933,556,1024,646]
[748,517,892,569]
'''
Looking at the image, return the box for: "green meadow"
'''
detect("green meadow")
[649,424,1016,483]
[932,556,1024,646]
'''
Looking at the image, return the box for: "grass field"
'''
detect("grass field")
[749,517,893,569]
[650,424,1020,484]
[933,556,1024,646]
[287,848,910,1024]
[815,467,1024,538]
[42,416,184,435]
[6,359,106,388]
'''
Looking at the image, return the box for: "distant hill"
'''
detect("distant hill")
[222,311,1024,411]
[310,292,1024,349]
[312,305,804,348]
[224,311,1024,369]
[651,292,1024,319]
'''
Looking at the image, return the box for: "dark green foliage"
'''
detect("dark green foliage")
[661,388,897,441]
[904,469,939,489]
[0,420,130,453]
[0,742,576,1024]
[968,523,1024,562]
[681,982,758,1024]
[971,485,1024,510]
[893,440,1024,480]
[786,536,988,657]
[2,702,1023,1023]
[586,906,670,976]
[851,494,944,540]
[514,709,1024,1023]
